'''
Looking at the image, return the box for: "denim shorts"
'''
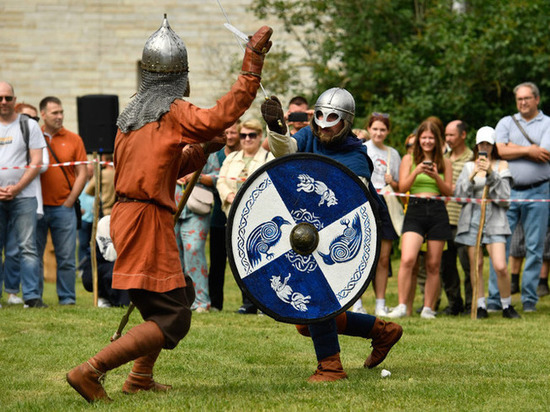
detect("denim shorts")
[402,197,452,240]
[454,206,507,247]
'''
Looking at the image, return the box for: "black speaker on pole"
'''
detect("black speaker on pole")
[77,94,119,153]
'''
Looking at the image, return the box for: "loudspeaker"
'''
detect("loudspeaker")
[77,94,119,153]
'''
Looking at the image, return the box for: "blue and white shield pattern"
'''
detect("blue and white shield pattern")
[227,153,381,324]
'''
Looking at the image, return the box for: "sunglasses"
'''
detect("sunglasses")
[372,112,390,118]
[239,132,258,140]
[0,96,15,102]
[406,143,414,148]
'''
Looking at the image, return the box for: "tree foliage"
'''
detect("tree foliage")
[252,0,550,150]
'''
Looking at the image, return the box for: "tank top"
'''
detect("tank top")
[410,161,444,194]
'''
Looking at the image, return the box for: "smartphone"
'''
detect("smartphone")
[422,160,433,166]
[288,112,308,122]
[478,151,488,158]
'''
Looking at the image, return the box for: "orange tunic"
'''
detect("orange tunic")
[111,74,260,293]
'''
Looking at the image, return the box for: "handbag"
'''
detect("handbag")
[187,185,214,215]
[381,149,404,235]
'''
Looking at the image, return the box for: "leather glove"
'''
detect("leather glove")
[261,96,287,135]
[241,26,273,77]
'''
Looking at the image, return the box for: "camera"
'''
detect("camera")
[288,112,308,122]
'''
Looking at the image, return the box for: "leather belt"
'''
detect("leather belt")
[513,180,548,191]
[117,196,173,212]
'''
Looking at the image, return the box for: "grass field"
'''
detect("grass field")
[1,258,549,411]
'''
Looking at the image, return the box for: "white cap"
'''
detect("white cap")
[476,126,495,145]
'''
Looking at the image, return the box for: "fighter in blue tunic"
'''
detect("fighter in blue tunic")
[261,88,403,382]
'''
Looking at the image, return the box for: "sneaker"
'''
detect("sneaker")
[374,307,389,317]
[195,307,209,313]
[97,298,112,308]
[502,305,521,319]
[8,294,24,305]
[537,283,549,297]
[486,303,502,313]
[23,298,48,308]
[523,302,537,312]
[386,304,406,319]
[476,307,488,319]
[420,307,436,319]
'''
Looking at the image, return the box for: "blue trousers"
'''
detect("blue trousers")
[0,197,41,301]
[36,205,77,304]
[488,183,549,307]
[308,311,376,361]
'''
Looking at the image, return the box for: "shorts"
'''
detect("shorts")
[455,205,508,246]
[402,197,452,241]
[379,196,399,241]
[510,224,525,258]
[510,222,550,259]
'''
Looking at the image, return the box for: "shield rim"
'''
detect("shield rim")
[226,152,381,324]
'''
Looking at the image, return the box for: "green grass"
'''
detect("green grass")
[1,258,549,411]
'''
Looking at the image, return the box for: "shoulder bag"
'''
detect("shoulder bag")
[44,138,83,229]
[381,148,404,235]
[187,185,214,215]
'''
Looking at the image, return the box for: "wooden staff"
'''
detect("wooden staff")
[471,184,490,320]
[111,168,203,341]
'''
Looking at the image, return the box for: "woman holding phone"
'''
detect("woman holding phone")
[454,127,520,319]
[387,119,453,319]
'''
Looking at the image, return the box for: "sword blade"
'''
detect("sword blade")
[223,22,249,43]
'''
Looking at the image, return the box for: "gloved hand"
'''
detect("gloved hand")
[241,26,273,78]
[261,96,287,135]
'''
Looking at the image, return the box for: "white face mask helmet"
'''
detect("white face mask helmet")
[313,88,355,129]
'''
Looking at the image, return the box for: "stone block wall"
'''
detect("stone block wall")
[0,0,311,134]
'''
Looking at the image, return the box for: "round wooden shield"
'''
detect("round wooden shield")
[226,153,381,324]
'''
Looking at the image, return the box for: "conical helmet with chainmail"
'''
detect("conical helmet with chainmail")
[117,14,190,133]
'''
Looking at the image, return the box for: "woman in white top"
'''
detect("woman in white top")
[216,118,274,216]
[353,113,401,316]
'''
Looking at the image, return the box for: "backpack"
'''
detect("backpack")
[19,113,30,165]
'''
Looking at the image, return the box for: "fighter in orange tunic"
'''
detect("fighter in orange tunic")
[66,15,273,402]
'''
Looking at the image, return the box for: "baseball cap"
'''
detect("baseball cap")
[476,126,495,145]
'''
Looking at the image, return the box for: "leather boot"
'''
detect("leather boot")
[122,349,172,394]
[364,318,403,369]
[65,361,112,403]
[308,353,348,382]
[67,321,165,402]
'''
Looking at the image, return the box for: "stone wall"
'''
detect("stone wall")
[0,0,311,134]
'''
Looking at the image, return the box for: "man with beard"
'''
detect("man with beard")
[261,88,403,382]
[66,15,272,402]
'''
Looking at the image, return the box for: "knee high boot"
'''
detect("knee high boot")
[66,321,165,403]
[122,349,172,394]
